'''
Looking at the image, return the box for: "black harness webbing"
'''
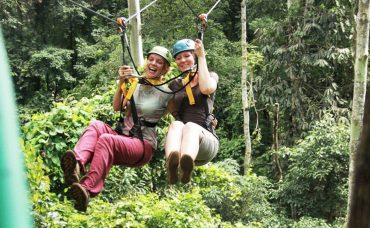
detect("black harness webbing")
[202,93,218,140]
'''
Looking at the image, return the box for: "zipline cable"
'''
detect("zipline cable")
[66,0,160,24]
[180,0,199,19]
[181,0,222,20]
[206,0,221,16]
[126,0,160,22]
[66,0,116,23]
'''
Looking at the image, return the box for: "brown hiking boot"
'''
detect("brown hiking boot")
[180,154,194,184]
[166,151,180,185]
[70,183,90,212]
[61,150,81,186]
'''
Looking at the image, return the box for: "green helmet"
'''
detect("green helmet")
[172,39,195,58]
[147,46,171,65]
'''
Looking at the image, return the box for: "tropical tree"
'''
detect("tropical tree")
[248,0,353,145]
[241,0,252,174]
[347,0,370,226]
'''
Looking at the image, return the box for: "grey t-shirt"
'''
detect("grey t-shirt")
[122,84,172,149]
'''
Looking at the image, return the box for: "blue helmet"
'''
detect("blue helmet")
[172,39,195,58]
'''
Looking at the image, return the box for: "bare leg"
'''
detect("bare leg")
[165,121,184,158]
[179,122,202,184]
[165,121,185,184]
[179,122,201,160]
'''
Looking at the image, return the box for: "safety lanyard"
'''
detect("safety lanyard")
[116,17,143,140]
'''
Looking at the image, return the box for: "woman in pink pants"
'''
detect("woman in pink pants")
[61,46,173,212]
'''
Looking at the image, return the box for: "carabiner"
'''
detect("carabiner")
[116,17,128,33]
[197,13,207,40]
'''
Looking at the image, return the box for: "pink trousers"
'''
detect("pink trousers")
[73,120,153,196]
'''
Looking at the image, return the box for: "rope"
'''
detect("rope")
[141,69,197,94]
[206,0,221,16]
[65,0,116,23]
[66,0,160,25]
[126,0,160,22]
[180,0,221,19]
[180,0,199,19]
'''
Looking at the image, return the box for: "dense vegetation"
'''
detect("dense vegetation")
[1,0,356,226]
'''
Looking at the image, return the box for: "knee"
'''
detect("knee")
[90,120,105,128]
[169,121,184,131]
[183,122,200,134]
[97,133,114,146]
[96,133,116,155]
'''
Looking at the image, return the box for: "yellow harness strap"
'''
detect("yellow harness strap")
[145,78,163,86]
[184,73,195,105]
[121,78,139,101]
[120,77,163,101]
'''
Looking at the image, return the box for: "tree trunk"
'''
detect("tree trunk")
[347,0,370,226]
[347,88,370,227]
[241,0,252,174]
[287,0,292,9]
[128,0,144,66]
[272,103,283,182]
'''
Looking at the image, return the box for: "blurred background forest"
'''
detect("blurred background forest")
[0,0,358,226]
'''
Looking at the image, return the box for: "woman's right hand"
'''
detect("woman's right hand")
[194,39,206,58]
[117,65,133,84]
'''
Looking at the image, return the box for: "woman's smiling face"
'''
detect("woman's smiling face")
[145,53,167,78]
[174,51,195,72]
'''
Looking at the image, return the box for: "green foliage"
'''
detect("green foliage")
[144,191,222,227]
[276,114,350,221]
[22,139,50,211]
[217,136,245,164]
[101,164,158,202]
[248,0,354,144]
[26,47,74,99]
[31,191,228,227]
[290,216,343,228]
[210,40,243,138]
[22,138,67,226]
[192,160,281,226]
[72,35,121,98]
